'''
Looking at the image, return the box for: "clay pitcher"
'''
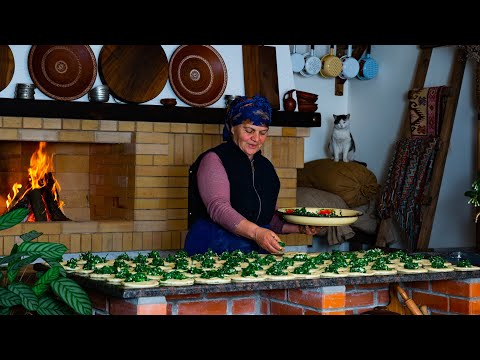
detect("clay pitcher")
[283,89,296,112]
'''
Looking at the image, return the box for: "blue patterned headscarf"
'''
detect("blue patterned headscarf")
[223,95,272,140]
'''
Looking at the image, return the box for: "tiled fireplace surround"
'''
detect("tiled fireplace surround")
[0,115,312,256]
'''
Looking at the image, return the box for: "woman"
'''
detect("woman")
[184,95,321,256]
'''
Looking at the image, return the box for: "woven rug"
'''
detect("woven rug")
[377,136,439,249]
[409,86,447,138]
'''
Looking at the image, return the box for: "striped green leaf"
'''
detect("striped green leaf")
[7,268,19,284]
[0,208,29,231]
[37,296,74,315]
[8,255,39,274]
[9,243,19,255]
[43,258,66,273]
[0,287,22,307]
[32,266,61,297]
[18,242,67,259]
[0,252,24,267]
[50,277,92,315]
[31,283,48,298]
[20,230,43,242]
[0,306,11,315]
[8,283,38,312]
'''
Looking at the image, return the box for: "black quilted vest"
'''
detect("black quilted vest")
[188,139,280,228]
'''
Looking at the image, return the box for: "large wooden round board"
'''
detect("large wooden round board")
[28,45,97,101]
[169,45,228,107]
[0,45,14,92]
[99,45,168,104]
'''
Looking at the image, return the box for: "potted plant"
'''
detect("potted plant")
[0,208,92,315]
[465,173,480,222]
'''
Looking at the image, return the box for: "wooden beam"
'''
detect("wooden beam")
[416,46,467,250]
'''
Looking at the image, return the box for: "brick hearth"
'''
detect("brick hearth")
[0,116,312,256]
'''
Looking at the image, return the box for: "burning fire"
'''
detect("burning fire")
[5,141,65,221]
[6,183,22,209]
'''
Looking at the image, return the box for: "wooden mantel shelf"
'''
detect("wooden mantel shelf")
[0,98,321,127]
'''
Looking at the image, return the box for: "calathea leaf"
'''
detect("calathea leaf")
[0,208,29,231]
[50,277,92,315]
[8,255,39,273]
[32,266,62,297]
[8,283,38,312]
[20,230,43,242]
[37,296,74,315]
[0,252,25,267]
[18,242,67,259]
[0,306,11,315]
[43,257,66,275]
[0,287,22,307]
[7,268,19,284]
[9,243,19,255]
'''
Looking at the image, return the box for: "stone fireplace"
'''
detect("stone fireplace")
[0,141,135,221]
[0,110,317,256]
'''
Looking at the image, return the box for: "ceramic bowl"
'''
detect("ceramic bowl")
[296,90,318,101]
[160,98,177,108]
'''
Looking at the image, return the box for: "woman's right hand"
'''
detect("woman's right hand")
[254,227,284,254]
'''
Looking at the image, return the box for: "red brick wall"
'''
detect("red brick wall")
[87,278,480,315]
[404,279,480,315]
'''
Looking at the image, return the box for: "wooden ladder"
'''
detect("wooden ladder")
[380,45,467,251]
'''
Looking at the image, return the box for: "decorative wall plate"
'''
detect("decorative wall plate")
[168,45,228,107]
[28,45,97,101]
[0,45,15,92]
[98,45,168,104]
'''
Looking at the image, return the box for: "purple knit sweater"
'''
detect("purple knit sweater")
[197,151,285,234]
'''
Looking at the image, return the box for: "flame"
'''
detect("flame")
[4,141,65,216]
[6,183,22,208]
[29,141,53,189]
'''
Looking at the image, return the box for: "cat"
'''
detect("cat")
[328,114,356,162]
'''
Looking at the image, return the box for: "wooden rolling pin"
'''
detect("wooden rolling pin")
[395,284,423,315]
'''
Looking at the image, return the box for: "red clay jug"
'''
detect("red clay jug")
[283,89,296,112]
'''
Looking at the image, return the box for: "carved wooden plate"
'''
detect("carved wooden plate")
[98,45,168,104]
[28,45,97,101]
[169,45,228,107]
[0,45,15,92]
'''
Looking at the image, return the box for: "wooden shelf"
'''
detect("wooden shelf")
[0,98,321,127]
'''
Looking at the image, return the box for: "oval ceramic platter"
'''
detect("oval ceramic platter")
[277,207,362,227]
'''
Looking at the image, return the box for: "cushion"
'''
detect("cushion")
[297,158,380,208]
[296,186,348,209]
[296,187,354,245]
[296,187,379,236]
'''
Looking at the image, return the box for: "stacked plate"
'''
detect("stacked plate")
[88,85,110,102]
[15,83,35,99]
[296,90,318,113]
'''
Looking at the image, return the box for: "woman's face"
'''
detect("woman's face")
[231,122,269,159]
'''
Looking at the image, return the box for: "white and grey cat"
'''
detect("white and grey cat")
[328,114,356,162]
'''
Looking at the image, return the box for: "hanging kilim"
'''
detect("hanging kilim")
[377,136,439,249]
[408,86,448,138]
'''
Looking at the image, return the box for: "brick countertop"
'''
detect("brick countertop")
[62,268,480,299]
